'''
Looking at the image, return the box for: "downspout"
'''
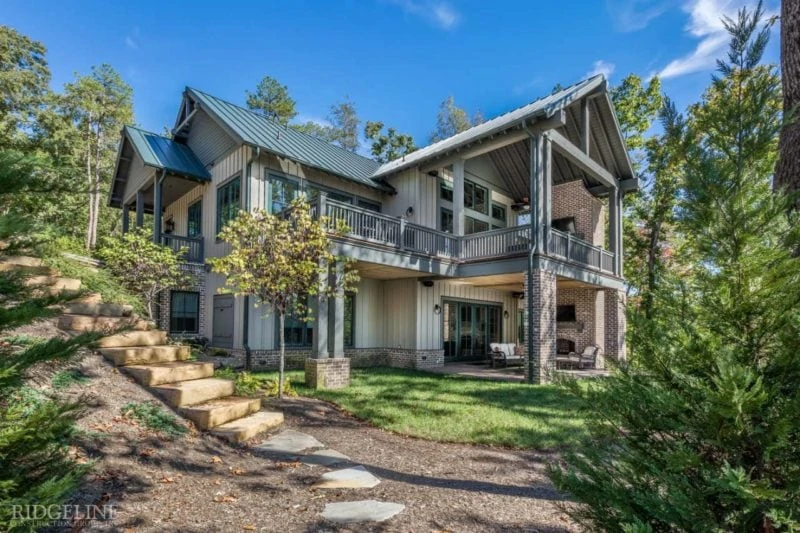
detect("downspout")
[522,120,537,384]
[242,145,260,370]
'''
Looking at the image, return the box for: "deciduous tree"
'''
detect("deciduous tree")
[97,228,187,320]
[430,95,472,143]
[208,197,358,397]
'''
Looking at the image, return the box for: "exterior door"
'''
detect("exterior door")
[442,300,502,362]
[212,294,234,348]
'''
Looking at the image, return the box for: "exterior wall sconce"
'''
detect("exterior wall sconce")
[503,310,509,319]
[405,206,414,218]
[433,304,442,315]
[165,218,175,234]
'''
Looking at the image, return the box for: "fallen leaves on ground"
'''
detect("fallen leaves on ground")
[213,493,238,503]
[210,455,223,464]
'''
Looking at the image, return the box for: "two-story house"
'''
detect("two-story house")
[108,74,635,384]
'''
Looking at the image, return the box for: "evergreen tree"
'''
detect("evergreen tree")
[430,95,472,143]
[550,5,800,530]
[364,121,416,163]
[246,76,297,124]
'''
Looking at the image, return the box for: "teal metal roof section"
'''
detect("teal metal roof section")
[124,125,211,181]
[186,88,390,192]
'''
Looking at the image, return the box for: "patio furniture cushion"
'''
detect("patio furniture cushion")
[489,343,523,368]
[569,345,600,369]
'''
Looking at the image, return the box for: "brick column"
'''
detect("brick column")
[523,268,557,384]
[604,288,627,362]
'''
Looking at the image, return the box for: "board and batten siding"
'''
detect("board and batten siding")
[185,110,239,166]
[416,280,518,350]
[122,155,156,206]
[383,278,418,349]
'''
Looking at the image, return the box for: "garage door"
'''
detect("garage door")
[212,294,234,348]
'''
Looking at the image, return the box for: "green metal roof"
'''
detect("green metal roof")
[124,125,211,181]
[185,87,390,192]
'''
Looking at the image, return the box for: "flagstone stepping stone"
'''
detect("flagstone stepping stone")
[312,466,380,489]
[321,500,405,523]
[300,449,352,467]
[255,429,324,455]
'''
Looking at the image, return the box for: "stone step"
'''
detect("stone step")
[123,361,214,386]
[212,411,284,443]
[95,330,168,349]
[63,302,133,317]
[152,378,236,408]
[73,293,102,304]
[0,263,54,275]
[0,255,43,267]
[181,397,262,430]
[58,314,151,333]
[25,276,81,295]
[99,344,189,366]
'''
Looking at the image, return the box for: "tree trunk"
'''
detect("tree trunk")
[85,116,93,251]
[89,124,103,249]
[775,0,800,208]
[278,311,285,399]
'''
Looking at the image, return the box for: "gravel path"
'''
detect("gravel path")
[29,343,576,532]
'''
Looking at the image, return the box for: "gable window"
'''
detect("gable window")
[491,203,506,224]
[440,180,454,202]
[464,180,488,214]
[216,176,241,234]
[170,291,199,333]
[187,200,202,237]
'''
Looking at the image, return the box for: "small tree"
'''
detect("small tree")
[97,228,187,320]
[208,197,358,397]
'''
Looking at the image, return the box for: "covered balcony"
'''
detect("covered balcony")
[109,126,210,263]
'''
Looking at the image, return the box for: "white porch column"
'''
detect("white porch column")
[529,133,545,254]
[608,185,623,276]
[331,261,345,358]
[453,159,465,236]
[543,134,552,251]
[313,261,330,358]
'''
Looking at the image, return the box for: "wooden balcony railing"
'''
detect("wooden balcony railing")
[161,234,204,263]
[310,196,616,275]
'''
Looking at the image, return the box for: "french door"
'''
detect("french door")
[442,300,502,361]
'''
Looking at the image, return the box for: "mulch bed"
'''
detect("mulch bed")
[13,319,577,532]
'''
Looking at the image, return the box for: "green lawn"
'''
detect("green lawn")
[257,367,590,450]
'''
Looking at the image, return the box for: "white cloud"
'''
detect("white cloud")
[605,0,671,32]
[656,0,775,79]
[513,77,543,95]
[125,26,140,50]
[587,60,616,80]
[386,0,461,30]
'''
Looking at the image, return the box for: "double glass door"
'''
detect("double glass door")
[443,300,502,361]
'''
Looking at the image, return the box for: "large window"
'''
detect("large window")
[170,291,199,333]
[269,175,300,213]
[279,294,355,348]
[187,200,202,237]
[439,176,506,234]
[464,180,488,214]
[267,172,381,213]
[216,176,241,234]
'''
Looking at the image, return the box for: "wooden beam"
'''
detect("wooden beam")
[548,129,616,188]
[420,110,566,173]
[580,98,590,154]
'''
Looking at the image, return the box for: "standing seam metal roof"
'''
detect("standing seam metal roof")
[124,125,211,181]
[185,87,389,191]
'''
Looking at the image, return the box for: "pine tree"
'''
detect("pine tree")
[549,4,800,530]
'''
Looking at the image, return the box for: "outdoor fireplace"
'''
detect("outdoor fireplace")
[557,338,575,355]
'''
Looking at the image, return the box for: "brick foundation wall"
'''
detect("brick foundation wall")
[523,269,557,384]
[305,357,350,389]
[218,347,441,371]
[604,288,627,362]
[552,180,606,246]
[158,263,207,340]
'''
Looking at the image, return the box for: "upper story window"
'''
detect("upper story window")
[267,172,381,214]
[187,200,202,237]
[464,181,488,215]
[216,175,241,234]
[440,181,454,202]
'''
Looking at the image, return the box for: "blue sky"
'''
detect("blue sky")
[3,0,780,148]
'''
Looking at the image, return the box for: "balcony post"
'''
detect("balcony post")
[543,134,552,251]
[135,190,144,228]
[453,159,465,236]
[609,185,622,276]
[529,133,545,254]
[399,217,406,250]
[153,170,166,244]
[121,204,130,234]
